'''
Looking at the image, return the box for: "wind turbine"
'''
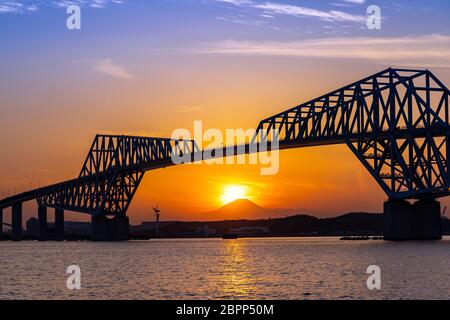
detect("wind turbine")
[152,201,161,237]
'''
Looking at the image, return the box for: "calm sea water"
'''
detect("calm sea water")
[1,237,450,300]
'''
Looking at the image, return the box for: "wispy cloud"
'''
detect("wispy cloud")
[214,0,366,23]
[175,106,206,113]
[194,34,450,68]
[342,0,365,4]
[9,166,57,174]
[253,2,366,22]
[94,58,133,79]
[330,0,365,8]
[54,0,124,9]
[215,0,252,5]
[0,0,124,13]
[0,1,39,13]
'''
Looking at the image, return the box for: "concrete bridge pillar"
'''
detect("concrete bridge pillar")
[0,208,3,241]
[412,199,442,240]
[91,216,113,241]
[11,202,22,241]
[383,199,411,240]
[91,215,129,241]
[383,199,442,240]
[114,215,130,241]
[38,206,47,241]
[55,208,64,241]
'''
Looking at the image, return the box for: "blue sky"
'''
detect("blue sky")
[1,1,449,38]
[1,1,450,67]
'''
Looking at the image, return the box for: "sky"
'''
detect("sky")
[1,0,450,223]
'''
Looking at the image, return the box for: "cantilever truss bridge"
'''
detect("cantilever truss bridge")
[1,68,450,219]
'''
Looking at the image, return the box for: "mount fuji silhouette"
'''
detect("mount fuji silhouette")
[205,198,300,220]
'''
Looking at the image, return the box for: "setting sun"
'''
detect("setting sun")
[220,185,248,205]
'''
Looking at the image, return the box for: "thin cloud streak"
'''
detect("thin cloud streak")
[94,58,134,79]
[343,0,365,4]
[0,1,38,13]
[214,0,366,23]
[54,0,124,9]
[195,34,450,67]
[0,0,124,13]
[9,166,57,174]
[253,2,366,22]
[175,106,206,113]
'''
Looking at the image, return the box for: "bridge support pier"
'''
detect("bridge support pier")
[383,199,442,240]
[11,202,22,241]
[0,208,3,241]
[38,206,47,241]
[91,215,129,241]
[91,216,113,241]
[55,208,64,241]
[412,199,442,240]
[114,215,130,240]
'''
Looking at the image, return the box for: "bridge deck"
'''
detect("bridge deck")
[1,126,448,210]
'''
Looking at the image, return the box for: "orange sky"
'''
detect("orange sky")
[2,2,450,223]
[4,58,450,223]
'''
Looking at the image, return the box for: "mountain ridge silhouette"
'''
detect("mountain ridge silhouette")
[204,198,308,220]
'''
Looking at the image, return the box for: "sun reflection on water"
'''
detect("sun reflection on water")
[212,240,257,298]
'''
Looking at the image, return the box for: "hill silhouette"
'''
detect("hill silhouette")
[155,212,384,237]
[151,199,386,237]
[204,198,302,220]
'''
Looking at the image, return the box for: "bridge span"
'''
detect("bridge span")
[1,68,449,240]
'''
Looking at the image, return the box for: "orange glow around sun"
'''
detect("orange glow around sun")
[220,185,248,205]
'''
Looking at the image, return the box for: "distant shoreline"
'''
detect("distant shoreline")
[0,232,382,241]
[3,212,449,241]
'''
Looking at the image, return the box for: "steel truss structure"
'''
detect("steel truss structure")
[1,68,449,217]
[254,68,450,199]
[35,135,199,216]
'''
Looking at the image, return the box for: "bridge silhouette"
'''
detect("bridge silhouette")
[1,68,449,240]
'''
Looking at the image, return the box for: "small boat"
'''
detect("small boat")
[222,233,238,239]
